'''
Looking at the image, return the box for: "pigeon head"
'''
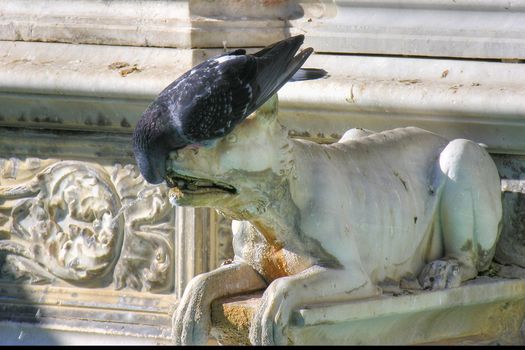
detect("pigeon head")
[132,103,189,184]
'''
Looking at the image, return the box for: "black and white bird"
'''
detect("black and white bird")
[132,34,326,185]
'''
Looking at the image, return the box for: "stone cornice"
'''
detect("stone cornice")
[1,0,524,59]
[1,40,524,154]
[0,0,191,48]
[292,0,525,59]
[278,53,525,154]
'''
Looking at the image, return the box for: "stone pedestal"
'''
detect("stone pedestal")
[211,277,525,345]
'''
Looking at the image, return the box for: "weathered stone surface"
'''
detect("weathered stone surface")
[211,277,525,345]
[493,155,525,268]
[0,157,174,292]
[2,0,525,58]
[0,151,233,344]
[0,282,175,344]
[211,293,260,346]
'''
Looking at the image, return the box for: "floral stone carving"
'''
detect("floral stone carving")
[0,158,174,292]
[167,98,503,345]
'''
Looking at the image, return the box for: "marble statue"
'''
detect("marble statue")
[168,98,502,345]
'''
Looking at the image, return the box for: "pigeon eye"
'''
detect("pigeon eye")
[226,134,237,143]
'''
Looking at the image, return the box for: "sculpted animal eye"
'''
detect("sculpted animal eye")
[226,133,237,143]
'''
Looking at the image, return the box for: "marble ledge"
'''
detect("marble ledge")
[210,276,525,345]
[1,41,525,154]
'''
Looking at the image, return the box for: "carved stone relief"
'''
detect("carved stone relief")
[215,213,234,267]
[493,155,525,268]
[0,158,175,293]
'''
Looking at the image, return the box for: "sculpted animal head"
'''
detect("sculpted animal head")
[166,98,292,217]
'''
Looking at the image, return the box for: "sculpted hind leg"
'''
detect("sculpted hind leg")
[420,139,502,289]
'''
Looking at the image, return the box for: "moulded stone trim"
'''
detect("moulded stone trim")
[1,0,524,58]
[1,41,525,154]
[211,277,525,345]
[292,0,525,59]
[0,0,191,48]
[0,282,174,343]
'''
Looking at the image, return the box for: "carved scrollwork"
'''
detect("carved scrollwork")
[111,164,174,293]
[215,213,234,267]
[0,158,175,293]
[0,159,123,284]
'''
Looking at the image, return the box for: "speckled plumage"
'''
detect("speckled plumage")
[132,35,324,184]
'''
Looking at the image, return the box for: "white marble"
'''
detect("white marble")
[169,100,502,345]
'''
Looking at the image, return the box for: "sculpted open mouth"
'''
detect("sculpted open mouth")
[165,171,237,197]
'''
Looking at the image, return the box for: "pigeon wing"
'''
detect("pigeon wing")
[173,54,257,142]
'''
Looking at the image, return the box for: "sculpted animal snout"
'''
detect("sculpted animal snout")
[169,147,199,162]
[169,150,180,161]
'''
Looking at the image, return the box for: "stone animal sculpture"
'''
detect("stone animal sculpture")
[168,98,502,345]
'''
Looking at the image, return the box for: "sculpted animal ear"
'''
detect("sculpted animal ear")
[253,94,279,125]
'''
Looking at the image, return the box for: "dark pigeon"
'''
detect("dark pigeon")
[132,34,326,185]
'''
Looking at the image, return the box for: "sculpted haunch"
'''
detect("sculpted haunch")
[168,98,502,345]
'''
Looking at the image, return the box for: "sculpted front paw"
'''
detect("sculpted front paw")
[172,279,211,345]
[418,259,461,290]
[172,301,210,345]
[172,319,207,345]
[249,286,291,345]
